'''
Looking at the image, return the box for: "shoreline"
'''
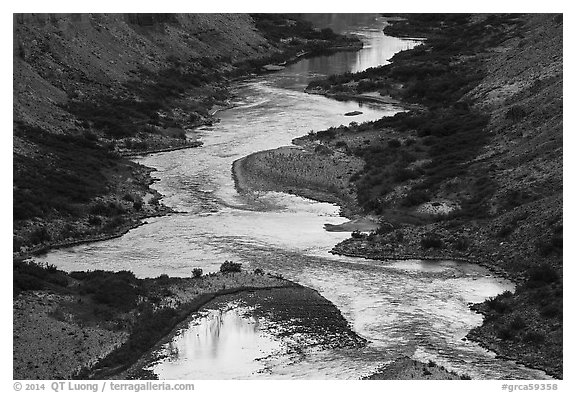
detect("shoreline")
[21,37,366,262]
[13,14,561,380]
[90,280,298,379]
[232,146,363,219]
[121,141,203,158]
[230,35,561,381]
[15,209,175,261]
[330,245,514,283]
[119,281,367,380]
[304,89,423,111]
[14,271,302,380]
[13,16,373,381]
[16,131,205,262]
[233,146,558,378]
[466,330,557,378]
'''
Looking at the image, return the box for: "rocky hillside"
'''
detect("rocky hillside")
[303,14,562,377]
[13,14,270,253]
[14,14,272,134]
[13,13,360,254]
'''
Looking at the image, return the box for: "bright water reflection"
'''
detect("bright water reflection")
[151,306,282,380]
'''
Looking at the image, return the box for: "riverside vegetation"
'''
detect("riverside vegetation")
[240,14,562,378]
[13,13,365,380]
[13,13,562,379]
[13,260,364,379]
[13,14,361,254]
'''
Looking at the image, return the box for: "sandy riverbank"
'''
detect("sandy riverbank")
[363,356,468,380]
[232,145,365,219]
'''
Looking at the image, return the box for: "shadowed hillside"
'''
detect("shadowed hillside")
[300,13,562,377]
[13,13,360,254]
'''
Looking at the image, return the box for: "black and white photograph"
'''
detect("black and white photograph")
[11,3,566,387]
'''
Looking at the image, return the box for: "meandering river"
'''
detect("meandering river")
[36,15,549,379]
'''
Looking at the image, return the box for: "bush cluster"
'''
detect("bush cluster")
[304,14,525,216]
[420,233,443,249]
[13,260,68,294]
[13,124,116,222]
[525,263,560,288]
[220,261,242,273]
[71,270,141,312]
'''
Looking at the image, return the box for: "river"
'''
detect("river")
[36,15,549,380]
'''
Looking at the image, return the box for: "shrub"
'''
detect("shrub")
[88,215,102,226]
[192,268,203,278]
[523,330,545,344]
[13,260,68,294]
[14,273,44,293]
[254,268,264,275]
[13,124,119,222]
[553,14,563,24]
[509,315,526,330]
[496,225,513,238]
[156,273,170,283]
[335,141,350,153]
[84,131,99,141]
[502,189,535,210]
[220,261,242,273]
[421,233,443,249]
[505,105,527,122]
[497,327,515,340]
[402,189,431,207]
[453,236,470,251]
[13,236,24,252]
[388,139,401,148]
[486,296,509,313]
[75,270,140,312]
[535,234,562,256]
[314,144,333,155]
[30,226,51,244]
[376,221,395,235]
[393,167,419,182]
[526,263,559,288]
[541,304,560,318]
[49,307,67,322]
[351,230,364,239]
[92,280,139,311]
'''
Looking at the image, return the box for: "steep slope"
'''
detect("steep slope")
[294,13,562,377]
[13,14,274,254]
[13,13,361,254]
[14,13,272,133]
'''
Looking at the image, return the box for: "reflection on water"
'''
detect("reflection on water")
[278,15,421,89]
[151,307,282,379]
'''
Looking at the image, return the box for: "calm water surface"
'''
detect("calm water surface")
[37,16,548,379]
